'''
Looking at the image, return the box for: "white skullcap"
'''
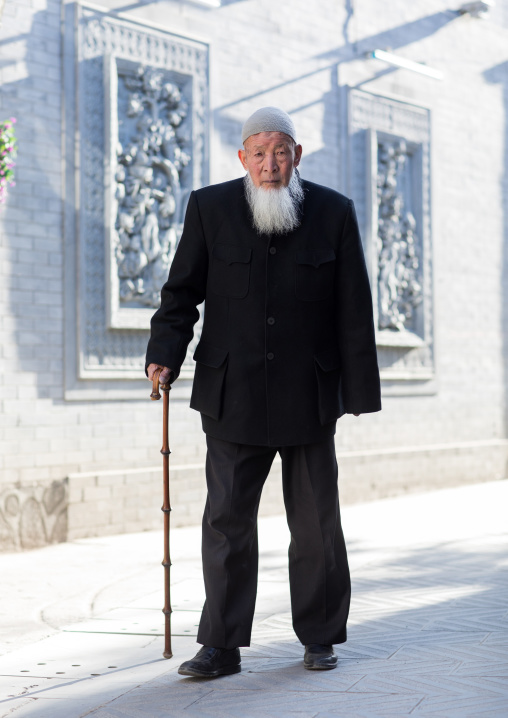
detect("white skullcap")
[241,106,297,144]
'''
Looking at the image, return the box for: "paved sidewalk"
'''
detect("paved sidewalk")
[0,480,507,717]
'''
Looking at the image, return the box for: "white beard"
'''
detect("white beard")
[244,170,304,235]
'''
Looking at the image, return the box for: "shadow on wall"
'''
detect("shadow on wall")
[313,9,461,63]
[212,63,343,190]
[1,6,65,395]
[0,5,69,550]
[213,9,461,188]
[484,61,508,457]
[2,5,464,399]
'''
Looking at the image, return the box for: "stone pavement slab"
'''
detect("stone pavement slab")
[0,480,507,717]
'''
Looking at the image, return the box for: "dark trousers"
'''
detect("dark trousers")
[196,435,351,648]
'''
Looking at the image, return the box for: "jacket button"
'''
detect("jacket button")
[267,352,274,360]
[269,247,276,255]
[267,317,275,325]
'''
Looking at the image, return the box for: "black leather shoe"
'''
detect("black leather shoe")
[178,646,241,678]
[303,644,338,670]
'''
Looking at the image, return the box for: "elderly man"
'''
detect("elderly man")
[146,107,381,677]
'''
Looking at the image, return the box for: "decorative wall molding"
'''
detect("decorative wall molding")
[349,89,434,384]
[0,481,68,551]
[376,137,423,333]
[64,5,209,396]
[105,58,192,329]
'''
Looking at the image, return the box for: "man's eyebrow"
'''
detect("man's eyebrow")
[250,143,288,151]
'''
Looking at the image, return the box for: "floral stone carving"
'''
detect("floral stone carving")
[69,8,209,382]
[0,480,68,551]
[113,66,190,310]
[376,139,423,333]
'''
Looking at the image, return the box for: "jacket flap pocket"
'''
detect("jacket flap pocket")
[296,248,335,268]
[193,342,229,368]
[315,347,340,372]
[213,244,252,265]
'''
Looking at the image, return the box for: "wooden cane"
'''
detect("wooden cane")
[150,367,173,659]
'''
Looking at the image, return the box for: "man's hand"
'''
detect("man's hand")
[147,363,172,385]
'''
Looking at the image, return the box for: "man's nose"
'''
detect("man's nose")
[264,154,279,173]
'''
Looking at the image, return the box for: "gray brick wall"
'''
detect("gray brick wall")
[0,0,507,549]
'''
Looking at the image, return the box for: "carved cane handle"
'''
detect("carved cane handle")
[150,367,163,400]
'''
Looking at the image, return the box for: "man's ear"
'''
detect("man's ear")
[238,148,248,170]
[293,144,303,168]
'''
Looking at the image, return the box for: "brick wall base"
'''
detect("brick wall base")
[63,438,507,541]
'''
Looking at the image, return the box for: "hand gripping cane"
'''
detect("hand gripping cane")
[150,367,173,659]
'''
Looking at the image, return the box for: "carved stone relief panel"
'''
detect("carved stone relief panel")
[105,59,193,329]
[0,481,68,551]
[75,8,208,380]
[370,131,424,341]
[349,89,433,383]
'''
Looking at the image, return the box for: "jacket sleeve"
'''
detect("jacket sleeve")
[145,191,208,381]
[336,199,382,414]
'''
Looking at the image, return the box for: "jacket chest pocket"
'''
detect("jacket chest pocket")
[209,244,252,299]
[295,248,336,301]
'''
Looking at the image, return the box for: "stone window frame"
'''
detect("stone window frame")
[63,3,209,400]
[348,88,435,389]
[366,128,426,351]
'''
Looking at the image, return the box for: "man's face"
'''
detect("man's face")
[238,131,302,189]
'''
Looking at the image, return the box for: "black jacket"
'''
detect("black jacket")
[146,177,381,446]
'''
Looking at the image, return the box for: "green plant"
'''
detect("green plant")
[0,118,17,204]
